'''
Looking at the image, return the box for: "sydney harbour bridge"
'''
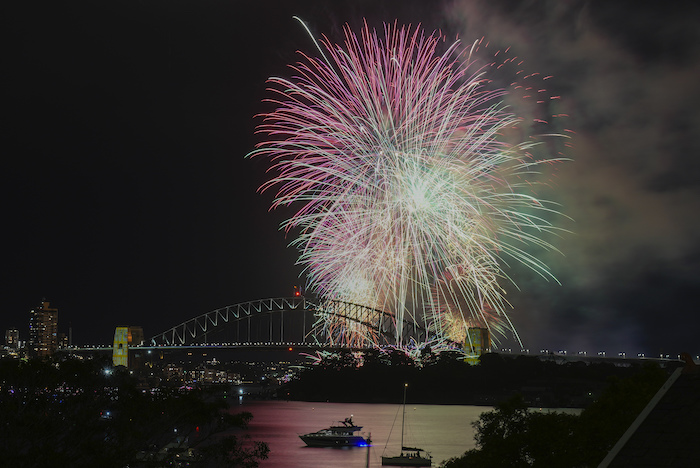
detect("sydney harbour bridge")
[145,296,429,349]
[104,296,675,367]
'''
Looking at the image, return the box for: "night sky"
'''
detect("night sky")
[5,0,699,356]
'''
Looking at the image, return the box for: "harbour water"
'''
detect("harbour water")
[232,400,486,467]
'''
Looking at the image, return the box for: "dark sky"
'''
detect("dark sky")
[4,1,699,357]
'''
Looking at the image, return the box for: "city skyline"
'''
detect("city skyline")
[4,1,699,356]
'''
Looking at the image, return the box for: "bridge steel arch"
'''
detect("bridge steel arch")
[149,297,313,346]
[148,297,428,348]
[313,298,429,347]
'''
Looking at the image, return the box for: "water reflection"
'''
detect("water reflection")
[233,400,484,467]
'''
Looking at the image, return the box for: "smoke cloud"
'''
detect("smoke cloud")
[447,0,700,354]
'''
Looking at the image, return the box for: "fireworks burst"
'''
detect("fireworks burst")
[250,20,568,349]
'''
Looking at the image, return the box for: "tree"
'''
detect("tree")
[442,395,581,468]
[469,395,532,467]
[442,363,668,468]
[574,362,667,466]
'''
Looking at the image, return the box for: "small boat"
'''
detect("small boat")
[382,446,432,466]
[300,416,370,447]
[382,384,432,466]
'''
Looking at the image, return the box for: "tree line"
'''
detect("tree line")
[0,355,269,468]
[284,348,668,408]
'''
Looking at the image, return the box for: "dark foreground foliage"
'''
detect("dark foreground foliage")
[441,362,668,468]
[0,355,269,468]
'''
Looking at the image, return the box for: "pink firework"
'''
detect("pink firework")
[250,20,567,348]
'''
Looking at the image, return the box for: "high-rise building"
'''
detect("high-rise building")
[58,332,68,349]
[5,328,20,348]
[29,301,58,358]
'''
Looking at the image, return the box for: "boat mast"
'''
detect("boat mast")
[401,383,407,450]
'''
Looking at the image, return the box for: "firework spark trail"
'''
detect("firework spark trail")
[312,299,385,348]
[250,21,568,348]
